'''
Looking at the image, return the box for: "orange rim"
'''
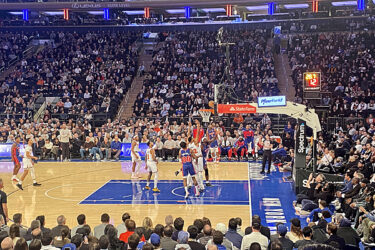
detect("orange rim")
[199,109,214,114]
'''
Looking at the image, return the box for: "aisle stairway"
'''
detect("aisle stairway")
[117,47,153,120]
[274,53,295,101]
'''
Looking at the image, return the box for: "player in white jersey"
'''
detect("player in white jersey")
[131,135,142,179]
[17,138,41,190]
[145,141,160,192]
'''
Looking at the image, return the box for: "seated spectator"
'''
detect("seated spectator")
[162,135,177,161]
[110,136,122,160]
[71,214,86,237]
[80,137,94,160]
[94,214,110,239]
[53,228,70,248]
[286,218,303,243]
[119,220,144,243]
[241,220,268,250]
[225,218,242,249]
[41,231,59,250]
[270,224,293,250]
[1,237,13,250]
[9,224,20,246]
[29,239,42,250]
[245,215,270,240]
[175,231,191,250]
[198,224,212,246]
[160,225,177,250]
[294,226,315,249]
[336,217,360,247]
[105,225,126,250]
[116,213,130,238]
[127,234,140,250]
[187,225,204,250]
[171,217,184,242]
[149,233,161,250]
[325,223,345,249]
[51,215,70,238]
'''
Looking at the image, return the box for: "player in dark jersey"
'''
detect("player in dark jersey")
[201,138,211,186]
[11,137,22,183]
[179,141,200,199]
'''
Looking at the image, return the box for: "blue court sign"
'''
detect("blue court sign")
[258,96,286,108]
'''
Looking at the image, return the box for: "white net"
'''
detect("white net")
[199,110,212,123]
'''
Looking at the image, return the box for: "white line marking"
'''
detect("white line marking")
[78,179,111,205]
[248,162,252,225]
[44,182,105,202]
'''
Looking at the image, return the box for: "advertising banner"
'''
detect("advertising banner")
[257,96,286,108]
[293,119,306,192]
[217,104,256,114]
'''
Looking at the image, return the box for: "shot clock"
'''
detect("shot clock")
[303,72,321,91]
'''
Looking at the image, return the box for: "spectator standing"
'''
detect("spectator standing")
[59,124,72,161]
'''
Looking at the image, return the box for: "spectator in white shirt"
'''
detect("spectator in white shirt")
[241,221,268,250]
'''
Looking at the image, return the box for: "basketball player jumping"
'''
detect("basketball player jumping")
[207,123,220,163]
[11,137,22,183]
[17,139,41,190]
[179,141,200,198]
[131,134,142,179]
[145,141,160,192]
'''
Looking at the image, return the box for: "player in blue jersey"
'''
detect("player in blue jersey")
[179,141,200,199]
[207,123,219,162]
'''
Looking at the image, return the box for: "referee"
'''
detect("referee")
[0,179,9,224]
[261,135,272,174]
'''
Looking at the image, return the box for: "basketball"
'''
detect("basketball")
[208,100,215,108]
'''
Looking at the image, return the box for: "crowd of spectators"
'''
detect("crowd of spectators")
[0,31,138,124]
[133,30,278,119]
[0,211,362,250]
[0,32,32,70]
[289,31,375,121]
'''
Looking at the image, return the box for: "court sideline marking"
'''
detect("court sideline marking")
[248,162,252,225]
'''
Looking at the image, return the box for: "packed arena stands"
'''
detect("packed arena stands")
[0,31,138,124]
[0,32,32,71]
[2,5,375,249]
[133,30,278,119]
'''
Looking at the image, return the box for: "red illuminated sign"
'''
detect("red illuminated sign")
[303,72,321,91]
[217,104,256,114]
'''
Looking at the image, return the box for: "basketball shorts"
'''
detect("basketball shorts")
[22,159,33,170]
[131,153,141,163]
[182,163,196,178]
[146,162,157,173]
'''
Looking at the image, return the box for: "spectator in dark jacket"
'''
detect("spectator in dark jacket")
[336,217,360,247]
[325,223,345,250]
[225,218,242,249]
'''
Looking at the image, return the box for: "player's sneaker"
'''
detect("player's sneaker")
[195,192,200,197]
[16,183,23,190]
[33,182,42,186]
[152,188,160,193]
[185,192,189,199]
[174,171,180,176]
[199,188,205,193]
[205,182,212,187]
[145,186,150,190]
[12,177,19,182]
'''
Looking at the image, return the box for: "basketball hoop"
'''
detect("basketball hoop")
[199,109,214,123]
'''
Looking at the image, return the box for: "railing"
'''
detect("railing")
[326,116,365,132]
[33,101,47,122]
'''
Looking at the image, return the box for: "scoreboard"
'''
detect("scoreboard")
[303,72,321,91]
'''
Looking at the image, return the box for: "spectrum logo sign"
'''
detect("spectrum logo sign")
[258,96,286,108]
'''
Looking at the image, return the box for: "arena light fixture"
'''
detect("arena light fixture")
[123,10,145,15]
[87,11,104,15]
[8,11,23,15]
[331,1,356,6]
[246,5,268,11]
[201,8,226,13]
[43,11,64,15]
[284,4,309,9]
[165,9,185,14]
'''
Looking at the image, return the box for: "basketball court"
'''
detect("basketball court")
[3,160,299,233]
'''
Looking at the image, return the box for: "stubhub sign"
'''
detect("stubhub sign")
[258,96,286,108]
